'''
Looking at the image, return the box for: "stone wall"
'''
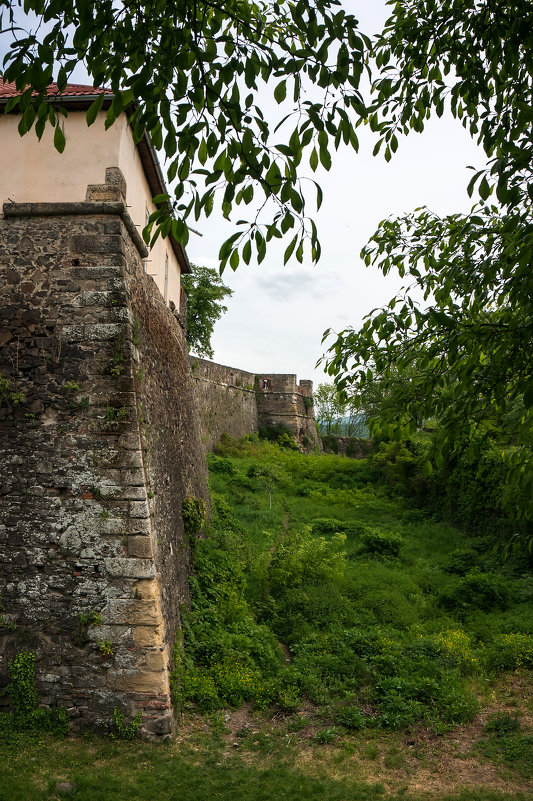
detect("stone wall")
[0,188,207,739]
[189,357,321,451]
[190,358,258,449]
[321,435,372,458]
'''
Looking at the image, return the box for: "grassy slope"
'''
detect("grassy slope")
[1,441,531,800]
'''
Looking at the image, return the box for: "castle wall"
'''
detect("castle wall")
[189,358,259,450]
[189,357,321,451]
[0,197,207,739]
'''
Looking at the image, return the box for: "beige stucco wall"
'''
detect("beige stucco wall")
[115,117,182,308]
[0,110,181,308]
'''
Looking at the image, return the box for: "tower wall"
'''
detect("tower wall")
[0,197,207,739]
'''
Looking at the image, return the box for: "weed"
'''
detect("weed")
[131,317,142,347]
[179,443,530,738]
[6,651,68,735]
[110,708,142,741]
[96,640,114,658]
[69,396,90,410]
[335,705,368,731]
[478,714,532,779]
[364,743,379,760]
[484,712,521,735]
[182,496,207,536]
[62,381,81,392]
[108,339,126,377]
[75,610,102,646]
[103,405,130,430]
[314,727,340,744]
[286,715,311,732]
[0,374,25,408]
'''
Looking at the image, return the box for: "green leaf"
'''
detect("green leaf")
[479,176,491,200]
[274,80,287,103]
[86,93,104,126]
[284,235,298,265]
[53,124,66,153]
[198,139,208,166]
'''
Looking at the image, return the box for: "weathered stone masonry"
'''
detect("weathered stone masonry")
[0,182,208,739]
[190,357,321,451]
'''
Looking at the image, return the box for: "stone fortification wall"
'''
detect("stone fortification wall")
[190,358,258,450]
[0,185,207,739]
[189,357,321,451]
[256,373,317,445]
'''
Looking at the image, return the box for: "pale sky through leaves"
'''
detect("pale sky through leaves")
[185,1,485,387]
[1,1,485,388]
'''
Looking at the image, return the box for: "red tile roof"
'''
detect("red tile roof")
[0,79,110,98]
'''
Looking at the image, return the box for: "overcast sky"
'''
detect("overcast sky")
[2,1,485,389]
[185,1,484,387]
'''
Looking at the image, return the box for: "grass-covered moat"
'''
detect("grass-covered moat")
[1,439,531,800]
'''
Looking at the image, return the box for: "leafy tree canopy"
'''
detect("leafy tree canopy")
[322,0,533,513]
[182,264,233,359]
[313,382,345,435]
[0,0,368,269]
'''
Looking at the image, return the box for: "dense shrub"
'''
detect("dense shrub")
[311,518,366,537]
[213,433,254,457]
[438,572,514,613]
[444,548,482,575]
[258,424,292,442]
[483,633,533,673]
[207,454,236,475]
[358,529,403,558]
[277,432,299,450]
[268,528,346,597]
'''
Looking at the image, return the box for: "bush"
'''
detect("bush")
[179,670,221,712]
[369,440,419,493]
[268,528,346,597]
[483,633,533,672]
[434,629,480,675]
[444,548,482,575]
[228,472,256,492]
[207,454,236,475]
[438,572,514,613]
[213,433,253,457]
[322,435,339,454]
[358,529,403,558]
[311,518,366,537]
[258,424,291,442]
[277,432,299,450]
[374,674,477,729]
